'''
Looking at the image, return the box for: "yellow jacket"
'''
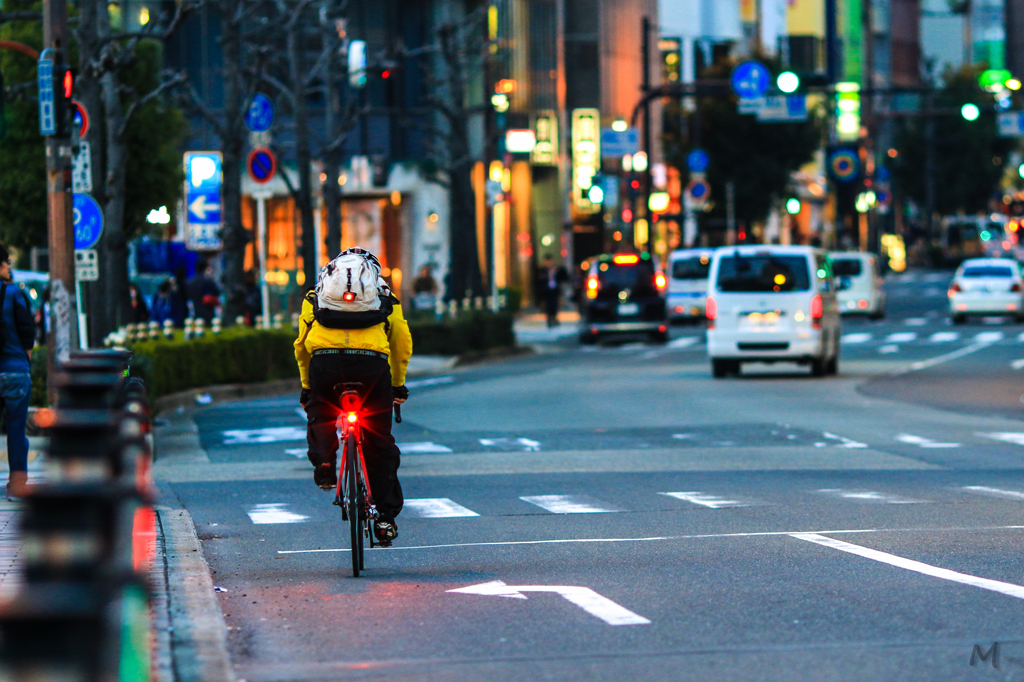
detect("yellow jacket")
[294,296,413,389]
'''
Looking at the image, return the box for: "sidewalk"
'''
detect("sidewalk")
[0,445,47,605]
[514,310,580,343]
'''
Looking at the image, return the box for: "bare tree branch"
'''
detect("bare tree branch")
[118,70,187,138]
[0,11,41,23]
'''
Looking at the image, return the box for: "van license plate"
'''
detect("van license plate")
[618,303,639,316]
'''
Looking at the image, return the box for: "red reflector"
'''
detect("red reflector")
[810,294,823,319]
[706,296,717,320]
[342,291,356,301]
[658,324,667,333]
[1013,283,1022,292]
[613,254,640,265]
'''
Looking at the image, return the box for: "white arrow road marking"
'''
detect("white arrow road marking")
[1011,359,1024,370]
[791,533,1024,600]
[660,492,750,508]
[188,194,220,220]
[223,426,306,444]
[396,442,453,453]
[886,332,917,343]
[480,437,541,451]
[1017,332,1024,342]
[895,433,960,448]
[841,333,872,344]
[248,504,308,524]
[520,495,621,514]
[963,486,1024,500]
[929,331,959,343]
[817,489,928,504]
[978,432,1024,446]
[447,580,650,625]
[822,432,868,448]
[404,498,479,518]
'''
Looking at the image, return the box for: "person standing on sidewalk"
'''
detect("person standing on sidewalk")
[0,247,36,500]
[535,255,568,328]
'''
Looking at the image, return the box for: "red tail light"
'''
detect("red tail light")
[1013,283,1022,292]
[346,412,357,423]
[586,277,598,299]
[810,295,823,320]
[343,291,357,302]
[949,283,962,296]
[706,296,717,321]
[655,271,667,291]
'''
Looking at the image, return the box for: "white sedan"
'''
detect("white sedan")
[948,258,1024,323]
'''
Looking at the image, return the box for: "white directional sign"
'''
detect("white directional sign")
[448,580,650,626]
[72,141,93,193]
[184,151,223,250]
[74,249,98,282]
[756,95,808,123]
[188,194,220,221]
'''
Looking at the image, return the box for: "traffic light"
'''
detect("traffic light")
[835,83,860,142]
[55,65,74,137]
[785,197,802,215]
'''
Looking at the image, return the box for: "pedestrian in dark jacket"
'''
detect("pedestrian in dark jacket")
[535,255,568,328]
[0,246,36,500]
[186,257,221,322]
[128,283,149,324]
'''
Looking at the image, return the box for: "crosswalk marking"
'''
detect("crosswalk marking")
[904,318,927,326]
[404,498,480,518]
[895,433,960,448]
[979,432,1024,446]
[1012,359,1024,370]
[962,486,1024,501]
[878,344,900,354]
[480,437,541,451]
[397,442,453,454]
[659,492,750,509]
[520,495,621,514]
[817,489,928,504]
[821,432,868,448]
[929,331,959,343]
[223,427,306,445]
[841,333,872,344]
[1018,332,1024,342]
[248,503,308,524]
[974,331,1004,343]
[886,332,917,343]
[668,336,700,348]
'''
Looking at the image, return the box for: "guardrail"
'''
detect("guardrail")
[0,349,156,682]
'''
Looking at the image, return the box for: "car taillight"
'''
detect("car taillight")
[706,296,717,321]
[655,271,667,291]
[949,283,962,296]
[1013,283,1022,292]
[586,277,598,299]
[810,295,823,320]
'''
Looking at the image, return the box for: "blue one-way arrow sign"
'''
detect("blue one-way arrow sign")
[184,151,223,250]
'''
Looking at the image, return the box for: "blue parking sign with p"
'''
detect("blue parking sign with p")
[184,151,223,250]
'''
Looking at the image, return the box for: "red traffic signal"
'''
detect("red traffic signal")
[63,69,72,98]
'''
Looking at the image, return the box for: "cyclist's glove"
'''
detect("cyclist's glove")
[392,385,409,401]
[299,388,311,406]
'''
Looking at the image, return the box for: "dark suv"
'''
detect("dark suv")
[578,253,668,343]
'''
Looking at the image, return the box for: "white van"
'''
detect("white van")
[706,245,841,378]
[666,248,714,322]
[829,251,885,318]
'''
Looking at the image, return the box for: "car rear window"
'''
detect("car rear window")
[962,266,1014,278]
[715,254,811,292]
[831,258,862,277]
[671,257,710,280]
[595,261,658,296]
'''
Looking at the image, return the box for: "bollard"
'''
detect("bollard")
[291,312,300,330]
[148,321,159,341]
[235,315,246,327]
[162,319,174,340]
[255,315,263,328]
[194,318,206,338]
[183,318,193,341]
[273,312,284,329]
[448,300,458,319]
[435,298,445,322]
[474,296,483,310]
[462,297,472,312]
[211,317,222,334]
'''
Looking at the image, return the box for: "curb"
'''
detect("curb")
[154,508,236,682]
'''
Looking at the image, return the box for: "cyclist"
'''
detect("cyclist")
[294,247,412,546]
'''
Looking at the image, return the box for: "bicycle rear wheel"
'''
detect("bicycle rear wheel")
[346,433,360,577]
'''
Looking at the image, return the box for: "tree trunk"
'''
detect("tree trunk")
[323,45,342,261]
[446,160,482,300]
[286,12,317,292]
[219,5,247,323]
[99,67,131,332]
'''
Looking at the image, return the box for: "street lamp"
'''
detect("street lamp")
[785,197,802,215]
[961,103,980,121]
[777,71,800,94]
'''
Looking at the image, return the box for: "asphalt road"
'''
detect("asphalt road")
[156,269,1024,682]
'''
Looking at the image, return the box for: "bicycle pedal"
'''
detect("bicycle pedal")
[332,496,342,507]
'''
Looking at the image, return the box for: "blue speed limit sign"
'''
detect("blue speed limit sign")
[73,193,103,249]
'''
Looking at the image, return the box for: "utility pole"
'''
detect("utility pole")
[42,0,78,400]
[640,15,652,253]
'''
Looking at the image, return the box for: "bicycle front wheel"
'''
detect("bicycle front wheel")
[346,433,360,577]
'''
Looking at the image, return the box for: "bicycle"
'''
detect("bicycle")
[330,382,402,577]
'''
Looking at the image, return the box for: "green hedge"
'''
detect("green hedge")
[30,311,516,401]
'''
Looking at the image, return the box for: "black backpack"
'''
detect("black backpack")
[304,290,397,332]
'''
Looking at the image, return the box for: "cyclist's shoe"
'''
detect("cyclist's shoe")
[373,519,398,547]
[313,463,336,490]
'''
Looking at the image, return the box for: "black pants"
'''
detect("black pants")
[304,353,403,520]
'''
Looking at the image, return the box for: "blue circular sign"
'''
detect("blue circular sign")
[829,150,860,183]
[731,61,770,100]
[247,147,277,184]
[687,149,709,173]
[689,180,710,201]
[246,93,275,133]
[73,193,103,249]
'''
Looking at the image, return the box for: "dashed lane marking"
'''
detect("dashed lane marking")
[247,503,308,524]
[978,433,1024,446]
[284,448,306,458]
[223,427,306,445]
[895,433,960,448]
[962,486,1024,501]
[929,332,959,343]
[668,336,700,348]
[519,495,622,514]
[1012,359,1024,370]
[480,437,541,451]
[821,432,868,448]
[878,345,900,354]
[791,533,1024,600]
[817,489,929,504]
[889,341,995,376]
[404,498,480,518]
[659,492,751,509]
[397,442,453,454]
[841,333,872,344]
[974,331,1005,343]
[886,332,918,343]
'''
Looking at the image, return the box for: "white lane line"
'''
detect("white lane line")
[975,331,1005,343]
[889,341,994,376]
[878,344,900,354]
[963,486,1024,501]
[978,432,1024,446]
[904,318,927,326]
[223,427,306,445]
[822,432,868,448]
[404,498,479,518]
[668,336,700,348]
[929,331,959,343]
[276,524,1024,554]
[817,488,928,504]
[1011,359,1024,370]
[791,533,1024,600]
[1017,332,1024,343]
[398,442,453,453]
[886,332,918,343]
[520,495,621,514]
[406,376,456,389]
[447,580,650,626]
[841,333,872,344]
[660,492,750,508]
[295,407,307,420]
[247,503,308,524]
[479,437,541,452]
[284,448,306,458]
[895,433,960,448]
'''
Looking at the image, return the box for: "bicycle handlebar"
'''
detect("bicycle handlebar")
[394,403,402,423]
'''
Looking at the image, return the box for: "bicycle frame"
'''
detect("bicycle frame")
[333,399,379,527]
